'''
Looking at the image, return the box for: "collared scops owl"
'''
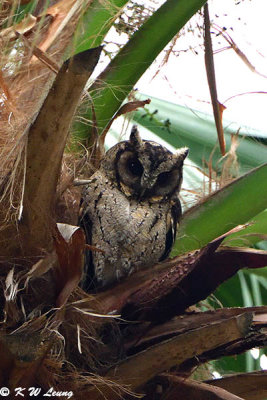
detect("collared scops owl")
[79,126,188,289]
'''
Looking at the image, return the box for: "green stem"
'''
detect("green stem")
[72,0,129,55]
[174,163,267,255]
[74,0,207,144]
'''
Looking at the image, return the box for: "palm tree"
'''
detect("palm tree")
[0,1,266,398]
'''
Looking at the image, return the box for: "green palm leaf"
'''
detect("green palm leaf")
[74,0,208,143]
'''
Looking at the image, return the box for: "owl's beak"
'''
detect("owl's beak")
[139,176,156,199]
[141,176,155,190]
[138,188,146,200]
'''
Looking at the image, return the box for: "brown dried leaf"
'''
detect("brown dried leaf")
[126,306,267,353]
[118,243,267,324]
[162,375,244,400]
[204,4,226,155]
[0,14,37,41]
[36,0,78,54]
[115,99,152,118]
[104,313,252,396]
[29,254,56,280]
[205,370,267,400]
[53,224,85,307]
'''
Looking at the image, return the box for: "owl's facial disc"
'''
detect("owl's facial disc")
[150,168,181,198]
[115,129,189,200]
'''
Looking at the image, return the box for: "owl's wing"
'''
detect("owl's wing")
[79,208,98,291]
[159,196,182,262]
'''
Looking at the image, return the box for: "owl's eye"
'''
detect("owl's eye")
[157,171,172,187]
[127,158,143,177]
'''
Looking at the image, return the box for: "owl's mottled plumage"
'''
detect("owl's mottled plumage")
[79,126,188,289]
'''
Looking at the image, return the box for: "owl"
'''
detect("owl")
[79,126,188,289]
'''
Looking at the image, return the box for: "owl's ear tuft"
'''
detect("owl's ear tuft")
[130,125,144,149]
[174,147,189,164]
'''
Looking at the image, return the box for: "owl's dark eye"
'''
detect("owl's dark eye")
[157,171,172,187]
[127,158,143,177]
